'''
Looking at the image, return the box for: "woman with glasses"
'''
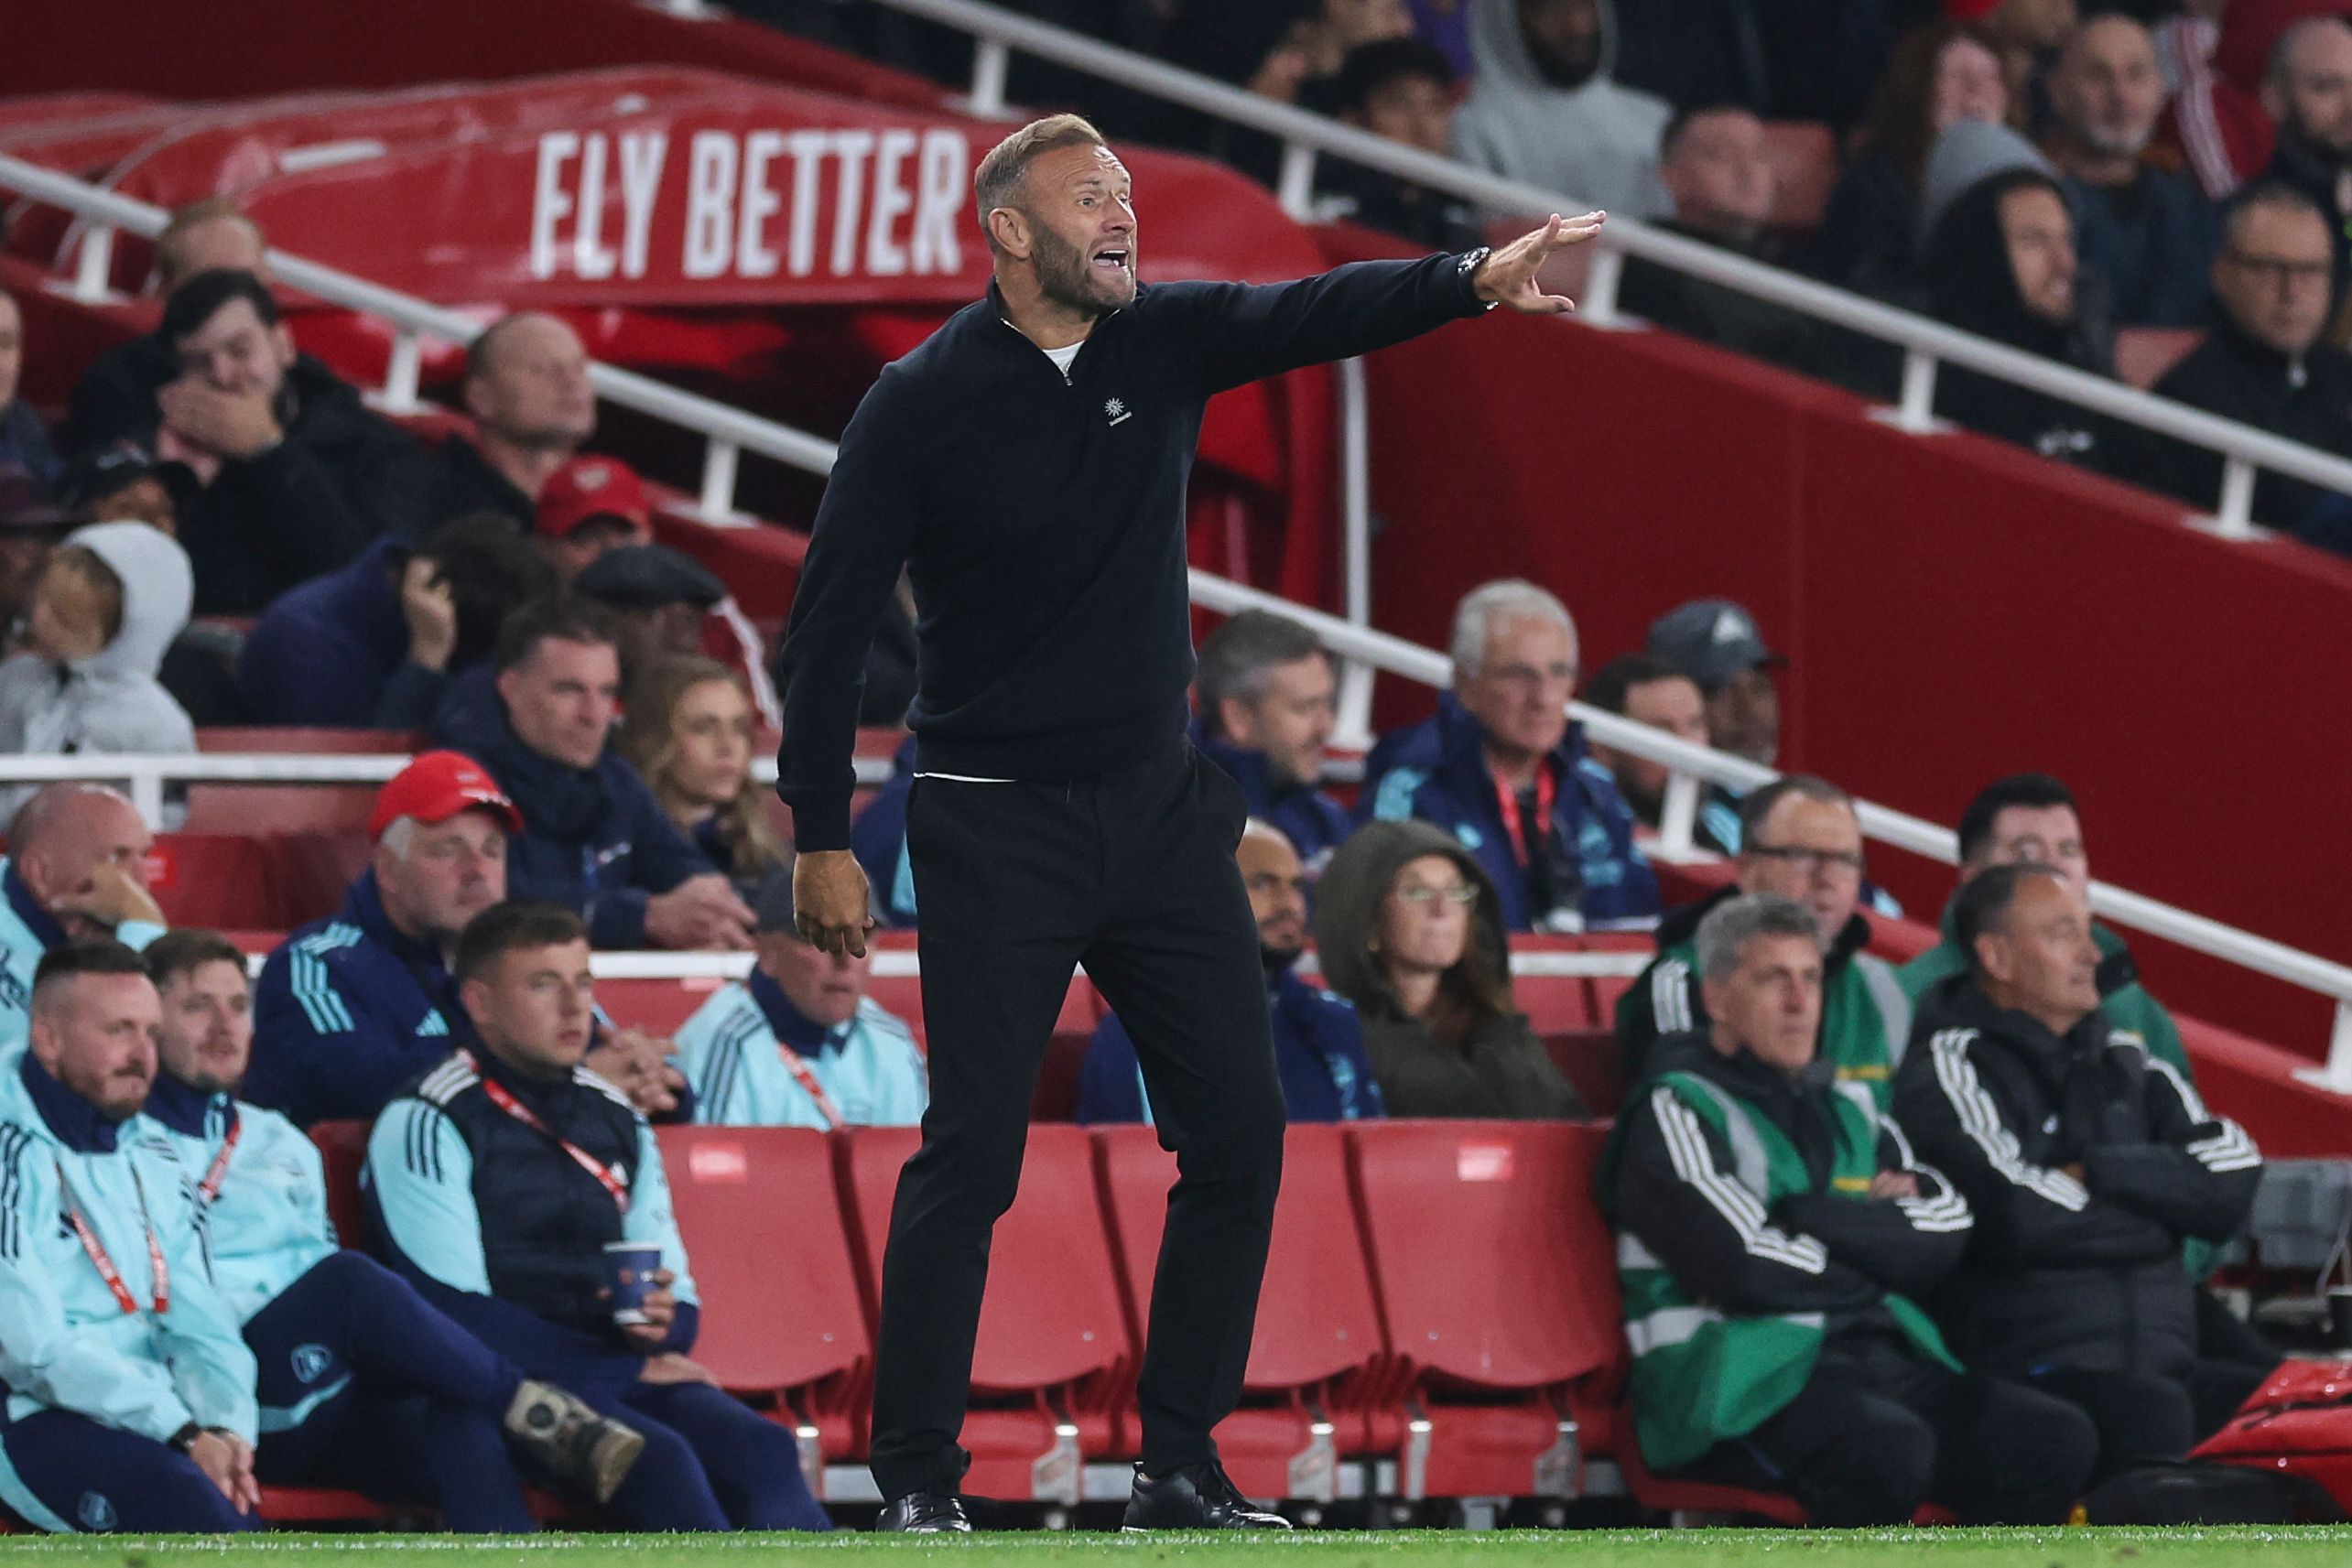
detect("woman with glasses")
[1315,820,1586,1119]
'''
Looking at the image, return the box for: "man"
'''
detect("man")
[0,944,261,1533]
[1079,820,1382,1126]
[67,198,269,453]
[0,467,71,636]
[777,112,1599,1531]
[2151,184,2352,527]
[154,269,429,615]
[537,453,653,582]
[1361,579,1660,935]
[434,596,753,951]
[2045,15,2221,328]
[2259,16,2352,299]
[572,544,727,683]
[1620,106,1822,367]
[0,784,168,1061]
[1602,893,2094,1526]
[1899,773,2192,1079]
[1645,597,1783,854]
[1579,653,1708,833]
[367,902,831,1531]
[1617,777,1913,1105]
[426,313,598,534]
[1193,610,1352,872]
[1895,865,2271,1477]
[1966,0,2081,114]
[673,870,927,1128]
[143,930,644,1528]
[0,288,57,486]
[1451,0,1674,220]
[1312,38,1485,251]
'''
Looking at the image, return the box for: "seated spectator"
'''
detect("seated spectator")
[1644,597,1784,853]
[674,870,927,1128]
[0,784,166,1057]
[141,931,644,1526]
[2151,184,2352,529]
[0,466,71,635]
[2046,15,2220,327]
[1605,893,2093,1525]
[1451,0,1675,219]
[0,287,56,486]
[1579,652,1707,833]
[66,199,269,453]
[433,596,753,951]
[366,902,832,1531]
[1812,18,2009,294]
[1612,0,1896,126]
[2259,16,2352,300]
[2155,0,2334,203]
[235,512,555,729]
[427,313,598,534]
[1243,0,1415,112]
[1617,776,1912,1102]
[0,524,195,831]
[537,454,652,581]
[1923,141,2141,473]
[615,655,788,892]
[1313,39,1486,251]
[0,943,264,1533]
[58,443,176,533]
[1360,579,1660,933]
[1315,819,1585,1119]
[246,752,514,1126]
[1081,820,1383,1125]
[1895,865,2271,1476]
[572,544,727,685]
[1192,610,1352,873]
[1966,0,2081,122]
[154,270,429,614]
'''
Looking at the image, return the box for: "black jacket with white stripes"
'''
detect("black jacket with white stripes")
[1612,1036,1971,1330]
[1893,975,2261,1381]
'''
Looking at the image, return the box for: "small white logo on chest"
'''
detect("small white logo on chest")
[1104,397,1132,427]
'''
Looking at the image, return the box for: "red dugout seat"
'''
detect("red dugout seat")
[1095,1124,1396,1501]
[1545,1028,1629,1119]
[839,1124,1132,1501]
[1580,933,1654,1024]
[308,1119,373,1251]
[596,976,732,1038]
[657,1127,870,1478]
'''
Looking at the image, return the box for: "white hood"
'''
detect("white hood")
[65,522,193,683]
[1450,0,1674,219]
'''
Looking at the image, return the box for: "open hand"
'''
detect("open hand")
[399,556,459,671]
[54,860,165,941]
[157,378,283,460]
[1472,211,1609,315]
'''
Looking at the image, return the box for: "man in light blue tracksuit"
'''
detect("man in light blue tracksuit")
[0,784,168,1063]
[673,871,928,1129]
[0,944,258,1533]
[143,930,644,1529]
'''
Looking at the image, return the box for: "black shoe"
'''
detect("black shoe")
[876,1492,974,1533]
[1122,1463,1293,1530]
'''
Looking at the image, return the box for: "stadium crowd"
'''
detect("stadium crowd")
[0,0,2324,1536]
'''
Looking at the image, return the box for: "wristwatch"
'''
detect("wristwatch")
[168,1422,204,1454]
[1458,245,1497,311]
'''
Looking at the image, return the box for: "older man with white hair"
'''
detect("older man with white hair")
[1360,578,1658,933]
[0,784,168,1061]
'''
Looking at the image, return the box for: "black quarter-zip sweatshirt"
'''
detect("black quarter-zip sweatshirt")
[775,252,1491,849]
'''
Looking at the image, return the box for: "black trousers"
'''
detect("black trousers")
[2024,1355,2278,1485]
[1683,1329,2099,1526]
[867,744,1286,1499]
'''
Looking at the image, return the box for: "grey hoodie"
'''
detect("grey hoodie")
[0,522,195,831]
[1450,0,1674,220]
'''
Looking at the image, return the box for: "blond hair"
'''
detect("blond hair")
[973,114,1108,254]
[616,655,788,881]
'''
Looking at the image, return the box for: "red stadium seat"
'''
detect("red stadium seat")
[148,834,291,930]
[255,1486,405,1525]
[1545,1028,1629,1118]
[308,1120,373,1252]
[839,1124,1132,1500]
[1580,933,1654,1026]
[1349,1121,1619,1501]
[2116,327,2205,392]
[1512,935,1595,1033]
[596,975,732,1038]
[657,1127,872,1475]
[1095,1125,1396,1501]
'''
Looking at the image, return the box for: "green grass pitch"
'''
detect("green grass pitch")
[3,1531,2352,1567]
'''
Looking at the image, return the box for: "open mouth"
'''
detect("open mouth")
[1092,247,1131,275]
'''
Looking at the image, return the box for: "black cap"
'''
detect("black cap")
[571,544,725,612]
[1644,599,1784,694]
[0,464,68,533]
[55,441,163,515]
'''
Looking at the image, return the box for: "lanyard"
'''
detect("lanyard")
[197,1113,242,1205]
[466,1052,631,1214]
[1492,764,1557,869]
[775,1038,844,1130]
[56,1160,167,1316]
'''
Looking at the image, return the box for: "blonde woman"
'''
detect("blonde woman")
[617,655,787,891]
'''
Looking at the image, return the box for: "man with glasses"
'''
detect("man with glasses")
[1361,578,1659,933]
[1618,775,1912,1105]
[2151,183,2352,532]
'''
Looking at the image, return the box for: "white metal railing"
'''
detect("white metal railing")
[864,0,2352,541]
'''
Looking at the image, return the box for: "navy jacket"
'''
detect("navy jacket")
[2061,169,2219,330]
[849,736,920,929]
[1078,965,1384,1125]
[236,535,413,727]
[0,402,58,487]
[1356,694,1660,934]
[1193,729,1353,872]
[433,666,717,948]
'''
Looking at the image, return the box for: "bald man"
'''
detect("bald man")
[425,314,598,534]
[0,784,168,1059]
[2261,15,2352,299]
[1077,820,1384,1126]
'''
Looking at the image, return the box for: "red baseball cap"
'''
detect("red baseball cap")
[370,751,524,841]
[537,456,651,541]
